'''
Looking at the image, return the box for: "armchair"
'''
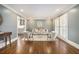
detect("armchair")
[50,31,57,40]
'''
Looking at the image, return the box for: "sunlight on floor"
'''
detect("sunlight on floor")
[29,46,33,53]
[46,47,52,53]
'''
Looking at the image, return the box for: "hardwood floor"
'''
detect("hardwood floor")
[0,38,79,54]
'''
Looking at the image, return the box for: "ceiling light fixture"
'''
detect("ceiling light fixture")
[56,9,62,12]
[20,9,24,12]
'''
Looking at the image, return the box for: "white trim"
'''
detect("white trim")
[53,4,77,19]
[2,4,77,20]
[0,37,17,49]
[25,19,26,31]
[27,40,55,41]
[58,36,79,49]
[1,4,26,18]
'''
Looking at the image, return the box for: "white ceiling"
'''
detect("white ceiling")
[6,4,75,19]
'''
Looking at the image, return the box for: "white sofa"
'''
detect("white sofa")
[32,28,48,34]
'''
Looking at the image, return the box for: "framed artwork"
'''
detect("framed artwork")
[20,18,25,25]
[34,19,46,28]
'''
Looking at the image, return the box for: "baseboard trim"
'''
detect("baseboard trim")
[0,37,17,49]
[26,40,55,41]
[57,36,79,49]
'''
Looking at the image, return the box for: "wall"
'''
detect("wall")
[68,5,79,44]
[0,5,17,39]
[54,5,79,44]
[26,19,54,32]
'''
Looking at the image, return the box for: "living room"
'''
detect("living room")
[0,4,79,54]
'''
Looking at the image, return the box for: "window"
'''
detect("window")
[60,13,68,39]
[55,17,60,35]
[55,13,68,40]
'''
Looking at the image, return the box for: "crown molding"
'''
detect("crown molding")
[53,4,77,19]
[1,4,26,19]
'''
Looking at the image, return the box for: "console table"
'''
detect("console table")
[0,32,12,47]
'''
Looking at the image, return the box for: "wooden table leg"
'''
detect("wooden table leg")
[8,35,11,46]
[47,34,48,40]
[4,37,7,47]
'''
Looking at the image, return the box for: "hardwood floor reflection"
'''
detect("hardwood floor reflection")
[0,38,79,54]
